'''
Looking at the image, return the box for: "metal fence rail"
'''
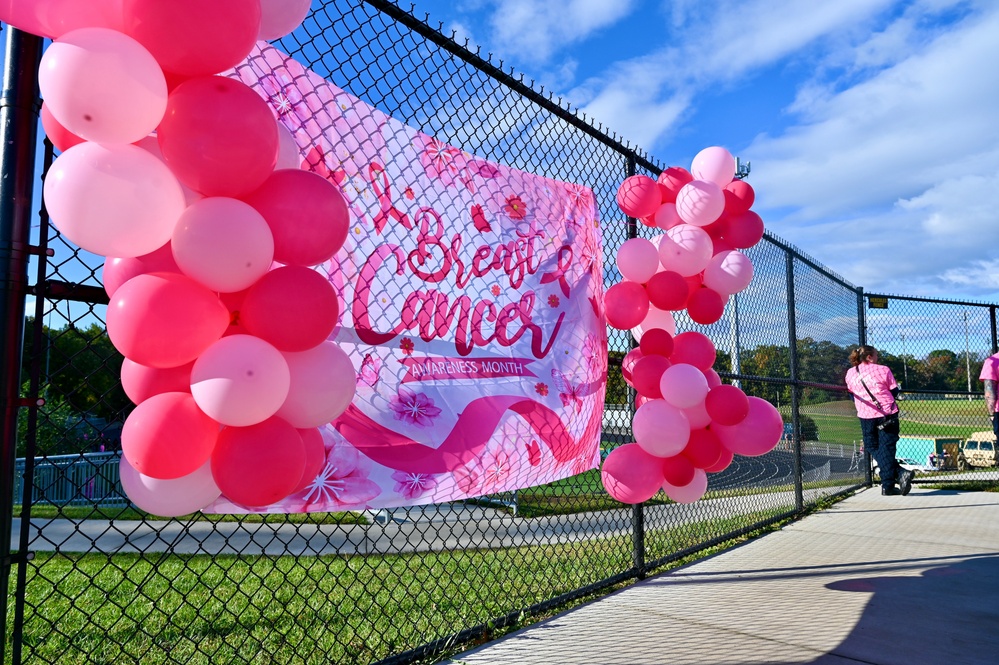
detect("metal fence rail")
[2,2,997,664]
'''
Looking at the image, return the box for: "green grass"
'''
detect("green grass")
[5,509,799,665]
[12,504,368,525]
[800,398,993,445]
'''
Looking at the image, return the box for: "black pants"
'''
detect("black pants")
[860,417,900,490]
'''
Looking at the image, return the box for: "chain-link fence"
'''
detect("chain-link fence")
[2,1,996,663]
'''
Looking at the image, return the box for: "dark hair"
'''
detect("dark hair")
[849,344,877,367]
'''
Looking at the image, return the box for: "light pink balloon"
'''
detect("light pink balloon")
[102,242,180,297]
[654,202,683,230]
[191,335,291,427]
[258,0,312,40]
[275,122,302,170]
[601,443,665,504]
[703,250,754,296]
[0,0,123,38]
[172,198,275,293]
[616,237,660,284]
[119,456,221,517]
[39,28,166,144]
[631,305,676,343]
[658,224,713,277]
[712,397,784,457]
[663,468,708,504]
[276,341,357,428]
[675,180,725,227]
[44,142,185,258]
[690,146,736,187]
[683,401,712,429]
[632,399,690,458]
[660,363,709,410]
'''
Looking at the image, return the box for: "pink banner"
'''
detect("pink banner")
[207,45,606,512]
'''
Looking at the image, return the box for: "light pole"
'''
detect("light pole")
[964,311,973,401]
[900,333,908,386]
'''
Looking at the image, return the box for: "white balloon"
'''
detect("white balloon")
[119,457,221,517]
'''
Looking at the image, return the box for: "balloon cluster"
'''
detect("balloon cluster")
[3,1,356,516]
[600,146,783,505]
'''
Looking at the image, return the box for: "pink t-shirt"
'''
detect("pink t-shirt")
[846,363,899,419]
[979,353,999,381]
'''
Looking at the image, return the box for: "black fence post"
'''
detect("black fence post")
[0,25,43,665]
[785,254,803,512]
[991,306,997,355]
[857,288,872,486]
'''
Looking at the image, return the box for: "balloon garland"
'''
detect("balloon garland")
[2,0,352,516]
[601,147,783,505]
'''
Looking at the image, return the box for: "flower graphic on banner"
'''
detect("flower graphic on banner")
[420,136,468,187]
[582,334,606,374]
[291,440,381,511]
[454,439,522,495]
[490,285,501,297]
[503,194,528,220]
[391,470,439,500]
[535,383,549,397]
[390,387,442,427]
[399,337,415,355]
[548,294,560,308]
[525,440,542,467]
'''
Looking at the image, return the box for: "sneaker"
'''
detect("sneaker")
[898,469,915,496]
[882,486,901,495]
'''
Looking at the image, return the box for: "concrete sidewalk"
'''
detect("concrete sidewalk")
[444,487,999,665]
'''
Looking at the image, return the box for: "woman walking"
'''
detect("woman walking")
[845,345,914,495]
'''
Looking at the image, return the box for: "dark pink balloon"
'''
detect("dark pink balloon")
[107,272,229,368]
[671,332,716,371]
[102,242,180,298]
[601,443,665,504]
[724,179,755,216]
[687,287,725,325]
[157,76,278,198]
[212,417,306,507]
[622,347,644,387]
[122,0,261,77]
[616,175,661,218]
[646,270,688,311]
[724,210,765,249]
[604,281,649,330]
[703,444,734,473]
[682,428,723,469]
[632,355,672,399]
[661,454,695,487]
[703,368,722,389]
[40,102,83,153]
[639,328,674,358]
[240,266,339,352]
[242,169,349,267]
[656,166,693,203]
[122,391,218,480]
[712,397,784,457]
[705,385,750,426]
[121,358,194,405]
[0,0,123,38]
[292,427,326,494]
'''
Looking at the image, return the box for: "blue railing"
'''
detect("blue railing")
[13,451,128,507]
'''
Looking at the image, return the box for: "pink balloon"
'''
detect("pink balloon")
[661,454,695,487]
[724,179,755,216]
[633,399,690,458]
[705,385,750,426]
[240,266,340,352]
[191,335,291,427]
[704,445,734,473]
[121,391,219,480]
[687,287,726,325]
[654,202,683,230]
[275,122,301,170]
[703,250,754,296]
[107,272,230,368]
[122,0,261,77]
[157,76,278,198]
[616,175,661,218]
[121,358,193,405]
[172,198,275,293]
[656,167,693,203]
[631,305,676,343]
[621,347,644,387]
[40,102,83,153]
[616,238,660,284]
[658,224,713,277]
[675,180,725,227]
[292,427,327,494]
[43,143,186,258]
[241,169,349,266]
[605,281,649,330]
[671,332,716,371]
[638,328,674,357]
[712,397,784,456]
[683,401,712,429]
[682,428,723,470]
[601,443,665,504]
[39,28,166,145]
[134,136,202,206]
[660,363,709,410]
[258,0,311,40]
[690,146,736,187]
[212,417,306,507]
[631,355,671,399]
[724,210,765,249]
[663,468,708,504]
[703,368,722,389]
[102,242,180,298]
[276,342,357,428]
[119,456,221,518]
[646,270,689,311]
[0,0,123,38]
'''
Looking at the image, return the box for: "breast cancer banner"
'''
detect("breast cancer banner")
[206,45,606,512]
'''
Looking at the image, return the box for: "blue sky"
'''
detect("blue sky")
[403,0,999,303]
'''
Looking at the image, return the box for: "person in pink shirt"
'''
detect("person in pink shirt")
[845,345,913,495]
[979,351,999,440]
